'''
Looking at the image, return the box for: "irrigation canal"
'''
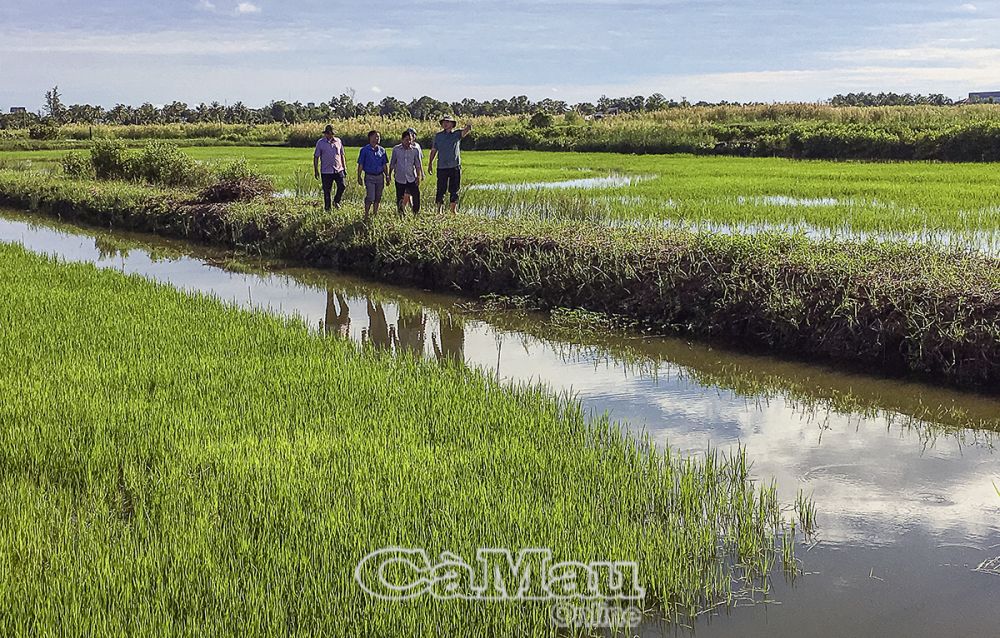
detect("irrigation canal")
[2,207,999,636]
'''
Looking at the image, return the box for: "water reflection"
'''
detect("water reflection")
[324,289,351,338]
[467,173,653,191]
[362,300,392,350]
[434,311,466,363]
[394,307,426,356]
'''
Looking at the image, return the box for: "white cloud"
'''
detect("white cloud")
[371,86,381,93]
[0,30,289,55]
[196,0,216,10]
[235,2,261,14]
[0,27,409,57]
[959,3,978,12]
[826,45,1000,64]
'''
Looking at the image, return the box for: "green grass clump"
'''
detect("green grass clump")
[0,243,796,635]
[88,138,212,188]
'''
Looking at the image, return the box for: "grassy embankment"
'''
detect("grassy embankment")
[6,147,1000,242]
[4,204,998,437]
[1,168,998,391]
[4,104,1000,160]
[0,242,801,635]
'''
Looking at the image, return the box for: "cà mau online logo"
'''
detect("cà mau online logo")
[354,547,645,602]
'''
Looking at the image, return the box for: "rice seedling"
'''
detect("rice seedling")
[0,242,805,636]
[795,490,818,539]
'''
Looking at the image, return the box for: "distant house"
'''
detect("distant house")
[591,107,620,120]
[9,107,26,114]
[968,91,1000,103]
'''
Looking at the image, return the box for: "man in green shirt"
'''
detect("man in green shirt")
[427,115,472,214]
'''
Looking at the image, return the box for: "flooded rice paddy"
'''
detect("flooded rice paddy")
[1,207,999,636]
[461,175,1000,254]
[467,174,655,191]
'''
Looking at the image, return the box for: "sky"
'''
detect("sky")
[1,0,998,110]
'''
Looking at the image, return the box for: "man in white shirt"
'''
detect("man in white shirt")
[388,128,424,214]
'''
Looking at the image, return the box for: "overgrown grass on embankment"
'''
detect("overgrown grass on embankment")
[0,242,798,636]
[1,169,998,391]
[7,105,1000,160]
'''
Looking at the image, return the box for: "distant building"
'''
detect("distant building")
[9,107,26,114]
[968,91,1000,103]
[591,107,620,120]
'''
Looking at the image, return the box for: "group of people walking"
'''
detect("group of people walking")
[313,115,472,218]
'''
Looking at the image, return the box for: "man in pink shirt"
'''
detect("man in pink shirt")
[313,124,347,211]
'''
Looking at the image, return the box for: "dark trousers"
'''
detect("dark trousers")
[321,171,346,210]
[435,166,461,204]
[395,181,421,213]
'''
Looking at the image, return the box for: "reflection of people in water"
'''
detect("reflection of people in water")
[362,299,392,351]
[432,311,466,363]
[394,307,426,356]
[324,289,351,338]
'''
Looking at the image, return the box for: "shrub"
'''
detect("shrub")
[134,141,211,188]
[61,152,94,178]
[0,129,29,141]
[529,112,555,128]
[90,138,133,180]
[28,123,59,140]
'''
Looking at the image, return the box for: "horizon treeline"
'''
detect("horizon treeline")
[0,87,968,129]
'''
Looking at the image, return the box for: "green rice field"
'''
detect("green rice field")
[4,146,1000,241]
[0,242,806,636]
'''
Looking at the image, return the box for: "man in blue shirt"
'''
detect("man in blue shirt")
[428,115,472,214]
[357,130,390,219]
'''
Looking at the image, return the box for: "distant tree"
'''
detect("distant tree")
[66,103,104,124]
[408,95,448,120]
[829,92,955,107]
[225,101,250,123]
[44,85,67,123]
[135,103,159,124]
[106,104,134,125]
[507,95,531,114]
[489,98,509,116]
[536,98,567,114]
[162,101,190,123]
[330,93,358,118]
[645,93,667,111]
[269,100,290,123]
[378,96,409,117]
[207,101,225,122]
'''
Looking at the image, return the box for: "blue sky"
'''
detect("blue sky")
[1,0,997,109]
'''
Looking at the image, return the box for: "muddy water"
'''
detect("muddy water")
[2,208,999,637]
